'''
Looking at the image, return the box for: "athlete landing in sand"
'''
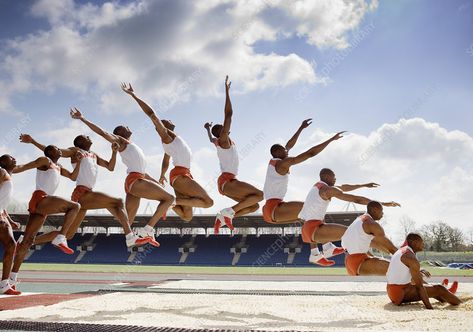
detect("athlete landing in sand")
[386,233,461,308]
[299,168,400,266]
[204,76,263,233]
[70,107,174,247]
[20,133,148,248]
[121,83,213,221]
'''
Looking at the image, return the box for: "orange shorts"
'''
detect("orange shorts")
[169,166,193,186]
[125,172,146,194]
[28,190,48,215]
[301,219,324,243]
[387,284,409,305]
[345,253,370,276]
[262,199,283,223]
[217,172,236,195]
[71,185,92,203]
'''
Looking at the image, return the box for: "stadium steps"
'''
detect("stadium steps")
[74,234,97,263]
[231,234,248,265]
[179,235,197,264]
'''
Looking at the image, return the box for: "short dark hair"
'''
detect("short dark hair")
[113,125,126,136]
[270,144,284,158]
[44,145,57,159]
[406,233,422,245]
[367,201,382,211]
[211,124,222,138]
[319,168,334,178]
[0,154,10,169]
[73,135,83,147]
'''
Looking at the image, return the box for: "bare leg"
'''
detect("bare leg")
[128,179,174,227]
[172,191,194,221]
[0,220,16,280]
[402,284,461,305]
[125,194,140,225]
[234,204,259,217]
[35,196,81,237]
[12,214,46,273]
[358,257,390,276]
[35,208,87,244]
[312,223,347,243]
[223,180,263,214]
[172,176,213,208]
[272,201,304,224]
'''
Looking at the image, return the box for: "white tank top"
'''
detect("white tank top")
[162,135,192,169]
[387,246,414,285]
[298,181,331,221]
[0,172,12,212]
[36,158,61,195]
[119,142,147,174]
[341,214,375,254]
[263,159,289,200]
[213,139,239,175]
[73,150,98,189]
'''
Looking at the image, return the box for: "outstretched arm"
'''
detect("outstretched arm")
[20,134,77,158]
[96,143,119,171]
[325,186,401,207]
[12,157,49,174]
[204,122,214,143]
[337,182,380,192]
[278,131,344,173]
[70,108,123,145]
[402,254,433,309]
[285,118,312,151]
[159,153,171,186]
[121,83,173,144]
[218,76,232,148]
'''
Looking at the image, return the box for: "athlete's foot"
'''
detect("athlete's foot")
[214,214,223,235]
[136,227,160,247]
[322,242,345,258]
[442,278,449,287]
[448,281,458,294]
[52,235,74,255]
[1,282,21,296]
[126,233,150,248]
[220,208,235,231]
[310,256,336,267]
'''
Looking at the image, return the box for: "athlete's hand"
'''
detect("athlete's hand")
[159,175,167,187]
[364,182,380,188]
[70,107,83,120]
[420,269,431,278]
[19,134,33,144]
[382,201,401,207]
[204,122,213,130]
[9,220,21,230]
[300,118,312,129]
[331,131,346,141]
[121,82,135,96]
[111,142,120,152]
[225,75,231,92]
[425,303,434,310]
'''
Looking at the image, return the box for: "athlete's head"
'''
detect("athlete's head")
[44,145,61,162]
[367,201,383,221]
[73,135,92,151]
[270,144,288,159]
[211,124,224,138]
[113,125,132,139]
[162,119,175,131]
[0,154,16,172]
[320,168,336,186]
[406,233,423,252]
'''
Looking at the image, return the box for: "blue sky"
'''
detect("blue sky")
[1,0,472,242]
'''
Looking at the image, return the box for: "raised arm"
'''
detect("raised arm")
[60,152,83,181]
[121,83,173,144]
[159,153,171,186]
[19,134,77,158]
[218,76,232,148]
[277,131,344,173]
[325,186,401,207]
[402,253,433,309]
[70,108,123,145]
[204,122,214,143]
[12,157,49,174]
[337,182,380,192]
[96,143,119,171]
[285,118,312,151]
[365,222,397,254]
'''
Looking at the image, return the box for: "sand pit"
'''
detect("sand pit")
[0,281,471,331]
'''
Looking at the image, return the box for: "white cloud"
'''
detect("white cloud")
[0,0,377,114]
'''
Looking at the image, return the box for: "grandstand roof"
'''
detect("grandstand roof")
[11,212,363,230]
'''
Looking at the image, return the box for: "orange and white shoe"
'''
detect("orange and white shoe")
[448,281,458,294]
[126,233,149,248]
[220,208,235,231]
[52,235,74,255]
[322,242,345,258]
[214,214,223,235]
[310,256,336,267]
[1,281,21,296]
[136,227,160,248]
[442,278,449,287]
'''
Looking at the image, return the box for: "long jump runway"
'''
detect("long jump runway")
[0,271,472,331]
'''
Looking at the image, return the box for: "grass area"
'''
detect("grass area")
[21,263,473,277]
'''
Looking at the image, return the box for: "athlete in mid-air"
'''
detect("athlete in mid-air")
[204,76,263,233]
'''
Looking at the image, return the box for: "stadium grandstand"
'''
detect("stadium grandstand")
[3,212,362,267]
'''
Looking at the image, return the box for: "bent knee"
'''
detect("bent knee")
[69,202,81,211]
[255,190,264,201]
[202,197,214,208]
[114,198,125,208]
